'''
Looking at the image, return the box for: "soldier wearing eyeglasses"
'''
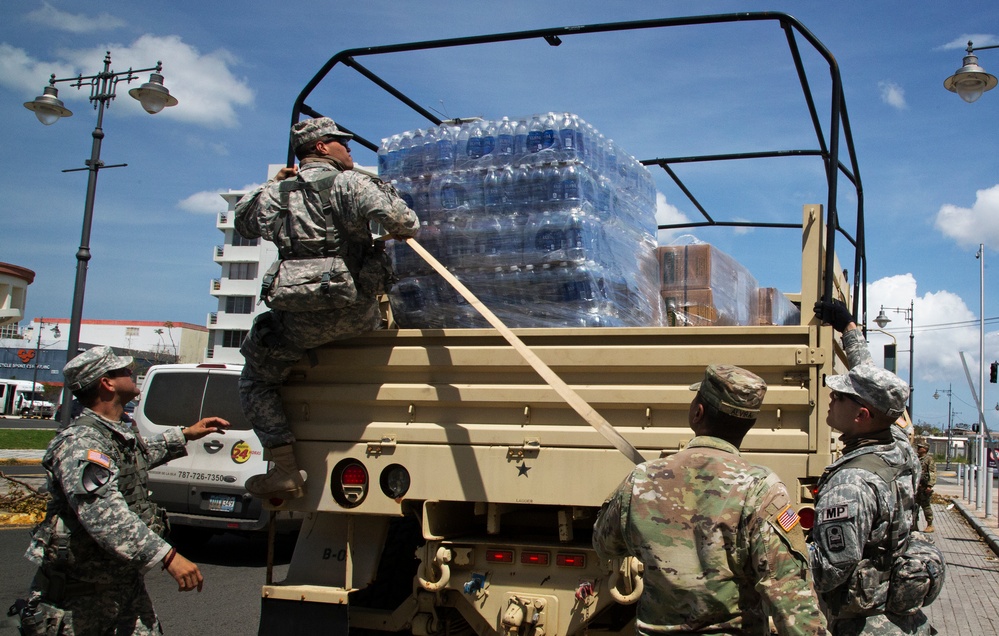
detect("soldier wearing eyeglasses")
[18,346,229,635]
[812,301,934,635]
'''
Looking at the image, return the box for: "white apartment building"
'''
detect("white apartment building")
[206,166,279,363]
[205,163,378,363]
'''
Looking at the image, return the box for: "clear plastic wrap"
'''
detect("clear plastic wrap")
[658,238,760,327]
[383,113,664,328]
[755,287,801,326]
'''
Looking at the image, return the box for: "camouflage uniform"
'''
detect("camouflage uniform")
[915,447,935,529]
[21,347,189,635]
[235,119,419,449]
[811,327,930,635]
[593,365,826,635]
[842,328,922,489]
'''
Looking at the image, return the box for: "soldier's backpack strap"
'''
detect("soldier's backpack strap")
[838,452,904,569]
[275,171,346,260]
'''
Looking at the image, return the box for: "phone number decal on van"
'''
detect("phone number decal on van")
[176,470,235,483]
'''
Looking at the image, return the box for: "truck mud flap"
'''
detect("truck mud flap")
[258,598,348,636]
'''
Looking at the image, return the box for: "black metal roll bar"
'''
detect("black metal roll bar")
[288,12,866,323]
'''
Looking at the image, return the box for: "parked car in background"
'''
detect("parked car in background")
[132,362,299,541]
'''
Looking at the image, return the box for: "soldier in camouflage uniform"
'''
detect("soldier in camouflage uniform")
[19,346,229,634]
[812,301,933,635]
[234,117,419,500]
[915,441,935,532]
[593,365,827,635]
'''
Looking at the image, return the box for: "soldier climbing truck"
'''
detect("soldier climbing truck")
[256,13,870,635]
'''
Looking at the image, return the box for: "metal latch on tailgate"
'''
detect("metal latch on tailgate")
[507,438,541,460]
[366,434,397,457]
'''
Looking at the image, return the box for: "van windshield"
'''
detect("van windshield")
[142,371,252,430]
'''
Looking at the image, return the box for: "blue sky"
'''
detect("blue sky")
[1,0,997,429]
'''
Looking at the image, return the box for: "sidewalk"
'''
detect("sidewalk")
[0,450,43,465]
[922,470,999,634]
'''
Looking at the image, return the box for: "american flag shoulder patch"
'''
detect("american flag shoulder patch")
[86,449,111,469]
[776,505,800,532]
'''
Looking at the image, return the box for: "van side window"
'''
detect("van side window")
[202,374,252,430]
[142,372,252,430]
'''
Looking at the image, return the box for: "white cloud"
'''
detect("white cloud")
[878,81,907,109]
[0,43,76,94]
[0,35,254,128]
[655,190,691,244]
[934,184,999,249]
[939,34,999,51]
[178,190,227,215]
[864,273,998,424]
[179,183,262,214]
[25,2,126,33]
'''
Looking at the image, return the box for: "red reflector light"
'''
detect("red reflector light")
[521,551,550,565]
[556,553,586,567]
[485,550,514,563]
[341,464,367,485]
[798,507,816,530]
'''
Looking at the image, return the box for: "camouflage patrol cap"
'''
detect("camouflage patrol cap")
[291,117,352,152]
[689,364,766,419]
[826,363,909,420]
[916,439,930,450]
[63,345,133,391]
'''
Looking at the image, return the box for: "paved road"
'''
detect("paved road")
[0,525,294,635]
[0,416,58,430]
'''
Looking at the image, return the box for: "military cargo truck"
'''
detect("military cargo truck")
[257,13,868,635]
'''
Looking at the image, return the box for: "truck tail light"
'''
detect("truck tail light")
[521,551,550,565]
[556,553,586,567]
[798,507,816,530]
[331,459,368,508]
[485,550,514,563]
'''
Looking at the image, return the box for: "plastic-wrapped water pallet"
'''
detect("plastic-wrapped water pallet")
[381,113,663,328]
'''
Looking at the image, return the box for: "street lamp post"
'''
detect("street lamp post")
[944,41,999,103]
[28,320,61,416]
[23,51,178,426]
[874,301,915,419]
[934,385,955,469]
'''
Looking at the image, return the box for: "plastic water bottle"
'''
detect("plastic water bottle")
[391,276,431,327]
[515,118,530,159]
[466,122,484,162]
[422,126,438,174]
[410,129,425,175]
[496,116,515,164]
[413,176,432,213]
[511,164,531,209]
[397,131,415,178]
[481,120,496,160]
[542,112,558,151]
[526,210,563,265]
[484,167,503,210]
[558,113,577,161]
[419,218,446,265]
[498,166,516,211]
[378,138,391,178]
[528,166,547,208]
[544,163,562,206]
[560,162,581,204]
[527,115,544,155]
[471,212,503,261]
[435,172,462,212]
[444,215,474,269]
[437,125,456,172]
[462,169,485,212]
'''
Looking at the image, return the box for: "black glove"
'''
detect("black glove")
[813,299,854,332]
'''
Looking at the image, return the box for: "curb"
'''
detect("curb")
[0,459,43,466]
[950,497,999,556]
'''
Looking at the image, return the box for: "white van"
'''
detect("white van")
[0,379,56,418]
[133,362,298,538]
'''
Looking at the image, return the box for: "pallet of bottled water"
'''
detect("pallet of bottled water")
[380,113,664,328]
